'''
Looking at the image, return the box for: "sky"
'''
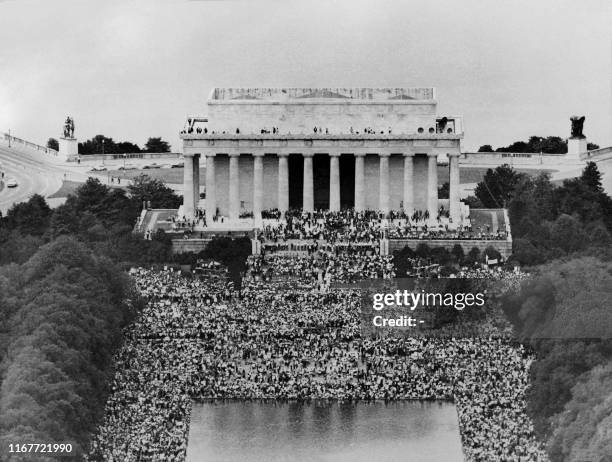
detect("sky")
[0,0,611,152]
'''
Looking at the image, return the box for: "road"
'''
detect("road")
[0,143,97,215]
[0,141,184,216]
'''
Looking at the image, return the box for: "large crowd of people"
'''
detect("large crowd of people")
[259,209,508,244]
[87,247,547,461]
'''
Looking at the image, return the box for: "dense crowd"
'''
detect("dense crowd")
[247,251,395,283]
[87,251,547,461]
[259,209,507,244]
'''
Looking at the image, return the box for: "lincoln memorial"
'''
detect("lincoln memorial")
[180,87,464,228]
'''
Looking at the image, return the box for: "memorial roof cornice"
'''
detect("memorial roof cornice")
[180,133,463,141]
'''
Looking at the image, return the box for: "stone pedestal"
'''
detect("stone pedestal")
[567,137,587,161]
[59,137,78,162]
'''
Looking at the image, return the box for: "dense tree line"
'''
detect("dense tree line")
[0,237,144,460]
[450,161,612,461]
[0,175,183,267]
[393,242,501,277]
[0,176,185,459]
[477,162,612,461]
[78,135,171,155]
[473,162,612,265]
[478,135,599,153]
[500,258,612,461]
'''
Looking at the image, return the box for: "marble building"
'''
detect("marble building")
[181,88,464,226]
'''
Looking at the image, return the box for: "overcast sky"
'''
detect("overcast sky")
[0,0,610,152]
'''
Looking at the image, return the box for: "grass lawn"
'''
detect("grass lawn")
[48,180,84,198]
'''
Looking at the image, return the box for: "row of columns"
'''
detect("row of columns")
[183,152,461,224]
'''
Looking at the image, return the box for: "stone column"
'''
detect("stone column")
[354,153,365,211]
[193,154,200,212]
[379,153,390,214]
[205,154,216,223]
[278,154,289,213]
[448,152,461,224]
[427,153,438,221]
[253,153,264,226]
[329,153,341,211]
[303,153,314,212]
[229,153,240,221]
[403,153,414,214]
[183,154,195,219]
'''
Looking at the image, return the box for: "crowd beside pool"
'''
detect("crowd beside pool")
[86,243,547,462]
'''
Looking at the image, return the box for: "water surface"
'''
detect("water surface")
[187,401,463,462]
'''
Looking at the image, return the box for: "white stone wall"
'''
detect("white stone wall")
[204,87,446,136]
[207,102,438,136]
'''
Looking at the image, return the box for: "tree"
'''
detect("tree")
[128,174,181,209]
[477,144,493,152]
[78,135,141,155]
[500,257,612,444]
[451,244,465,264]
[430,246,451,265]
[548,362,612,462]
[79,135,114,155]
[587,142,600,151]
[2,194,52,236]
[549,214,587,253]
[465,246,481,265]
[474,164,525,208]
[483,245,502,262]
[0,237,141,458]
[581,162,603,194]
[463,196,484,208]
[438,182,449,199]
[480,136,600,155]
[495,136,568,154]
[511,238,544,266]
[202,236,252,283]
[115,141,141,153]
[415,243,431,260]
[47,138,59,151]
[144,137,171,153]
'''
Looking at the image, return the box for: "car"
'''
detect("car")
[6,178,18,188]
[90,165,107,172]
[171,162,184,168]
[118,164,137,170]
[143,163,161,169]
